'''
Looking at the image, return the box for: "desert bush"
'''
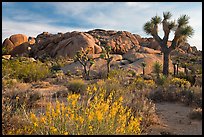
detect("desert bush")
[152,61,162,78]
[179,86,202,107]
[2,57,50,83]
[2,78,18,89]
[148,87,165,102]
[87,75,157,131]
[149,82,202,106]
[108,68,130,82]
[189,108,202,120]
[7,90,142,135]
[170,77,191,88]
[155,74,168,86]
[131,76,155,90]
[67,79,87,94]
[52,90,69,98]
[2,89,43,135]
[189,86,202,107]
[44,56,73,69]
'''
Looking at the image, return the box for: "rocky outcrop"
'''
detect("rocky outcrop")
[123,54,173,75]
[2,29,199,63]
[52,32,98,58]
[30,31,102,59]
[87,29,140,54]
[2,34,28,54]
[9,34,28,47]
[2,38,15,54]
[10,42,31,57]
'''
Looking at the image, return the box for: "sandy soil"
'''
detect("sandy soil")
[144,102,202,135]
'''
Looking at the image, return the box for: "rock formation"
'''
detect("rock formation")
[2,29,200,75]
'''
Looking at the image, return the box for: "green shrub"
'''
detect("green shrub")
[148,87,165,102]
[152,61,162,78]
[155,74,168,86]
[2,57,50,83]
[68,79,87,94]
[52,90,69,98]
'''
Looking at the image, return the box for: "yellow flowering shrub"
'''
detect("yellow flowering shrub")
[170,77,191,88]
[7,88,142,135]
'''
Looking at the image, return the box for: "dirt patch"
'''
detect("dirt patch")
[144,102,202,135]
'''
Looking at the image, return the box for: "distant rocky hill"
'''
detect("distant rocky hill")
[2,29,201,75]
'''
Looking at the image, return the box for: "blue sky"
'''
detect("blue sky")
[2,2,202,50]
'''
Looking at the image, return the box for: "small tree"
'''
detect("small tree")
[141,62,146,76]
[153,61,162,79]
[75,47,94,80]
[100,45,113,78]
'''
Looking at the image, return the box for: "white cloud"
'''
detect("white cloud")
[2,19,91,41]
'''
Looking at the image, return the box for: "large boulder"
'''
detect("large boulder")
[9,34,28,47]
[2,34,28,54]
[139,38,161,50]
[87,29,140,54]
[61,58,107,76]
[28,37,36,45]
[138,47,161,54]
[10,42,31,57]
[123,52,145,62]
[123,46,161,62]
[123,54,173,75]
[2,38,15,54]
[52,32,97,58]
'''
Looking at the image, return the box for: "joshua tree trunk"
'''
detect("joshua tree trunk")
[176,64,179,75]
[107,59,111,78]
[143,68,145,75]
[163,51,170,76]
[184,67,188,76]
[83,65,88,80]
[173,64,176,76]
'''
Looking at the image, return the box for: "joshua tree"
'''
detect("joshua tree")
[75,47,94,80]
[153,61,162,79]
[141,62,146,75]
[143,12,194,76]
[100,44,113,78]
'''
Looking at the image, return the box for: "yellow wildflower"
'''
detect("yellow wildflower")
[88,111,94,121]
[30,113,37,122]
[118,96,123,102]
[78,116,84,124]
[33,122,38,127]
[16,96,19,100]
[71,100,77,106]
[89,125,93,132]
[96,110,103,122]
[40,117,46,124]
[50,126,57,133]
[64,132,69,135]
[93,86,97,91]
